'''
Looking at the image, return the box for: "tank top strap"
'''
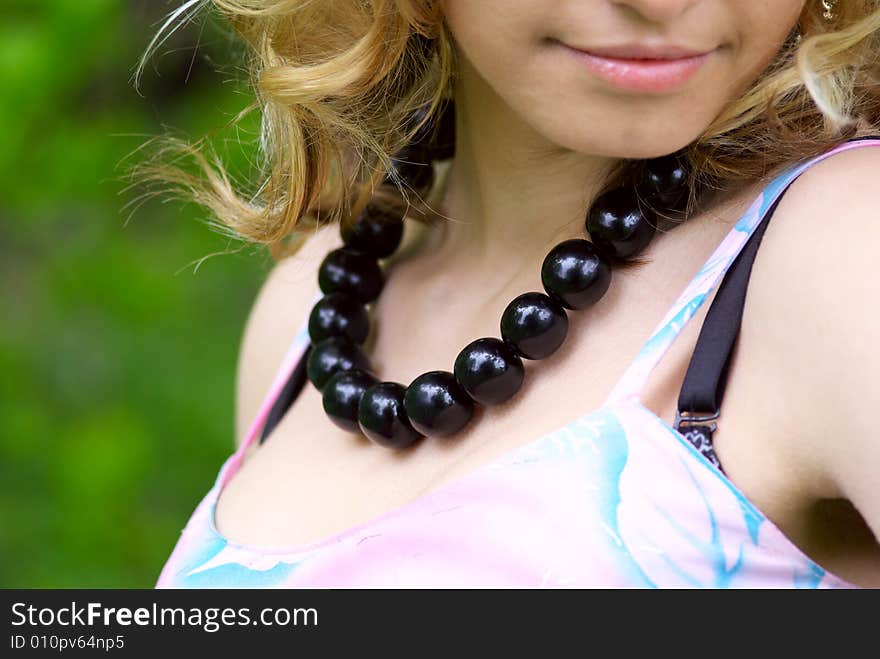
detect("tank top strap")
[604,136,880,408]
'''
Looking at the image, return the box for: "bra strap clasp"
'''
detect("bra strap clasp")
[673,409,723,472]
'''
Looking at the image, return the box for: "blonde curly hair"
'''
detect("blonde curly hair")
[133,0,880,261]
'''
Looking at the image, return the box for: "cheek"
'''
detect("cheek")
[441,0,542,76]
[730,1,805,89]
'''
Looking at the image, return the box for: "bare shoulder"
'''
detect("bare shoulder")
[756,143,880,272]
[234,224,343,447]
[741,142,880,529]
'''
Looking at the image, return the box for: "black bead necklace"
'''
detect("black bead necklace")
[306,101,691,449]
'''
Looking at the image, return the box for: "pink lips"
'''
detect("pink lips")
[560,42,713,93]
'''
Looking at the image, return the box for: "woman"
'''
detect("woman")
[149,0,880,588]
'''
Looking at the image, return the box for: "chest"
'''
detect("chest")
[212,223,879,587]
[182,385,859,588]
[213,280,764,543]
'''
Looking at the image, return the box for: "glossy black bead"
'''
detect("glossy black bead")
[500,292,569,360]
[453,338,525,406]
[384,145,435,190]
[541,239,612,311]
[642,154,689,209]
[357,381,423,449]
[340,204,405,259]
[585,187,657,261]
[306,336,371,391]
[403,370,474,437]
[318,248,384,304]
[322,368,378,434]
[308,292,370,345]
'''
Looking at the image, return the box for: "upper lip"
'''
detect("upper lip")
[563,42,712,60]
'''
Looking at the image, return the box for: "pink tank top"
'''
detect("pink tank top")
[156,139,879,588]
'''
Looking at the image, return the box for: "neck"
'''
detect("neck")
[426,56,618,283]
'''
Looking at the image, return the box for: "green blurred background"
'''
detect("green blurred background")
[0,1,273,586]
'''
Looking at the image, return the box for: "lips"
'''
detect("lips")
[559,41,714,93]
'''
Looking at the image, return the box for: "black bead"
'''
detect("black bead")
[318,247,384,304]
[306,336,371,391]
[642,154,689,210]
[500,292,569,360]
[585,187,657,261]
[541,239,612,311]
[322,368,378,434]
[403,370,474,438]
[357,381,423,449]
[340,204,405,259]
[308,292,370,345]
[453,338,525,406]
[384,145,435,190]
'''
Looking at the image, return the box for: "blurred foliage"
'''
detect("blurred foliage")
[0,0,274,586]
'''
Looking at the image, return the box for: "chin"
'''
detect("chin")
[548,130,703,161]
[523,102,712,161]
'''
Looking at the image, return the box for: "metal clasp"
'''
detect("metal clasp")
[673,409,720,433]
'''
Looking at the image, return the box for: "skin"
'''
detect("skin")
[217,0,880,585]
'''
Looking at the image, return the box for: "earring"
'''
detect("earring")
[791,0,835,47]
[822,0,836,21]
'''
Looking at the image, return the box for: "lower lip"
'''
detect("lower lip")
[562,45,711,93]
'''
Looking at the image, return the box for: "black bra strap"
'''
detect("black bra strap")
[673,186,792,470]
[675,135,880,470]
[259,344,312,444]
